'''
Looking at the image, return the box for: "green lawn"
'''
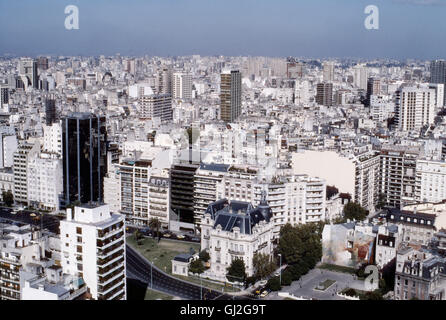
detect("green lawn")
[127,234,200,273]
[315,279,336,291]
[127,234,240,293]
[144,288,174,300]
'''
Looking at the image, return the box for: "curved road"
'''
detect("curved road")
[126,245,252,300]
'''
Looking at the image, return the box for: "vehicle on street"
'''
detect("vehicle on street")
[260,290,269,298]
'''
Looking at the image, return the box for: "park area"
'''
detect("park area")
[126,234,240,293]
[126,233,200,274]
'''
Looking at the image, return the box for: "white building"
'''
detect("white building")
[395,86,436,132]
[27,151,63,212]
[200,198,274,281]
[416,160,446,203]
[42,121,62,156]
[60,204,126,300]
[370,94,394,122]
[172,72,192,100]
[0,126,18,168]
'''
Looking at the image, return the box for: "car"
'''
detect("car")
[177,235,185,239]
[30,213,37,217]
[260,290,269,298]
[191,237,200,242]
[163,233,171,238]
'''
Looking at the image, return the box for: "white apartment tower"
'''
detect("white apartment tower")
[60,204,126,300]
[395,86,436,132]
[172,72,192,100]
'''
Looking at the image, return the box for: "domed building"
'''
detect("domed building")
[200,194,275,282]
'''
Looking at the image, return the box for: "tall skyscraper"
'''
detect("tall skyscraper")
[316,82,333,106]
[286,58,304,78]
[430,60,446,106]
[220,70,242,123]
[322,61,335,82]
[366,77,381,106]
[45,98,57,126]
[395,86,436,132]
[37,56,49,71]
[172,72,192,100]
[62,113,107,205]
[19,58,38,89]
[0,86,8,108]
[158,67,172,95]
[353,64,368,90]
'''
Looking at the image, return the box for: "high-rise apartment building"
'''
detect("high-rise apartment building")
[380,146,420,208]
[108,159,170,228]
[316,82,333,106]
[353,64,368,90]
[220,70,242,123]
[19,58,38,89]
[172,72,192,100]
[395,86,436,132]
[13,141,40,204]
[170,161,200,224]
[430,60,446,106]
[138,94,173,122]
[158,67,172,95]
[366,77,381,106]
[322,61,335,82]
[60,204,126,300]
[62,113,107,205]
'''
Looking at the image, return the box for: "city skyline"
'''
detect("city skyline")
[0,0,446,59]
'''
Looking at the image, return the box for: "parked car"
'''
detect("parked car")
[177,235,185,239]
[260,290,269,298]
[163,233,171,238]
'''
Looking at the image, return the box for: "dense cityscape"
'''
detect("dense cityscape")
[1,1,446,307]
[1,54,446,302]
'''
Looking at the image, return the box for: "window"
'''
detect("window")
[76,227,82,234]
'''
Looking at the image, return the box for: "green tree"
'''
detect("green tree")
[226,258,247,283]
[2,190,13,207]
[376,193,387,210]
[189,259,205,275]
[278,222,323,280]
[149,217,161,238]
[253,253,276,279]
[343,202,368,221]
[266,276,281,291]
[281,270,293,286]
[199,250,210,263]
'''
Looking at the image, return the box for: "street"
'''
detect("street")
[265,268,367,300]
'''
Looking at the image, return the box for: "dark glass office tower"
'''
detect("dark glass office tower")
[430,60,446,105]
[62,113,107,205]
[45,99,56,125]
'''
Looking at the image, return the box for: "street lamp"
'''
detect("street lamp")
[150,261,153,289]
[200,274,203,300]
[278,254,282,285]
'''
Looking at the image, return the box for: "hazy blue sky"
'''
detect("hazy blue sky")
[0,0,445,59]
